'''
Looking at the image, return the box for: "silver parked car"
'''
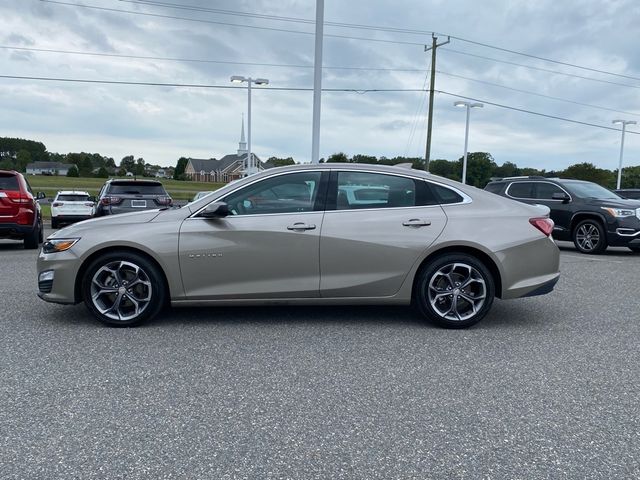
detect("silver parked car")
[37,164,560,328]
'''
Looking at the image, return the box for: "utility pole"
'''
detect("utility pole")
[311,0,324,163]
[424,34,450,171]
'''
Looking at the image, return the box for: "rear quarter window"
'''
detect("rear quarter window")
[507,182,535,199]
[431,184,464,204]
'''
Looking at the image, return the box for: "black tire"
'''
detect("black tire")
[23,222,40,250]
[414,253,495,329]
[629,246,640,253]
[572,219,607,254]
[82,251,166,327]
[51,218,59,229]
[38,218,44,243]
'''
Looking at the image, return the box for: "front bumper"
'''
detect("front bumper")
[36,249,82,305]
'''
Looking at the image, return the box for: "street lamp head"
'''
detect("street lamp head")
[470,102,484,109]
[612,119,637,126]
[230,75,246,83]
[254,78,269,85]
[454,101,468,108]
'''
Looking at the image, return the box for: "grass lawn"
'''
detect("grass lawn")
[31,176,225,221]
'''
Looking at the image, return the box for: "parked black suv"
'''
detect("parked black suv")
[485,176,640,254]
[95,179,172,216]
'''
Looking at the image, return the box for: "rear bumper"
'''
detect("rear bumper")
[0,222,36,240]
[52,215,93,224]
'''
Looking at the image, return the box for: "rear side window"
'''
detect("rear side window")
[0,174,19,191]
[337,172,416,209]
[108,183,167,195]
[57,194,91,202]
[507,182,534,199]
[431,184,464,204]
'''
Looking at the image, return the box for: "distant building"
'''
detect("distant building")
[184,118,274,182]
[26,161,75,175]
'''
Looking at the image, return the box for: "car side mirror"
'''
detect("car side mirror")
[36,192,46,200]
[551,192,570,203]
[199,202,229,218]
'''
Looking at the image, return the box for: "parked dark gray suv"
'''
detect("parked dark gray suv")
[95,179,172,216]
[485,176,640,254]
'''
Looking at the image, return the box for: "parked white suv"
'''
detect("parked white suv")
[51,191,95,229]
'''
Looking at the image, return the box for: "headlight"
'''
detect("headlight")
[42,238,80,254]
[601,207,635,218]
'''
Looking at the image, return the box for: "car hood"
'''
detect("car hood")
[585,198,640,209]
[49,210,161,238]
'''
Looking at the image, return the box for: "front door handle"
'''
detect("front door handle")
[287,222,316,231]
[402,218,431,227]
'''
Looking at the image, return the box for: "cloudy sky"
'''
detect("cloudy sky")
[2,0,640,171]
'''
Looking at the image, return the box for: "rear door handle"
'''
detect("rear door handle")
[287,222,316,231]
[402,218,431,227]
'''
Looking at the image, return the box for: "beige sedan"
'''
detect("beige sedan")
[37,164,560,328]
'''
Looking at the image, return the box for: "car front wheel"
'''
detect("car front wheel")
[415,253,495,329]
[572,219,607,254]
[82,251,166,327]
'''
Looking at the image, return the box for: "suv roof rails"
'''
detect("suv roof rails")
[499,175,547,180]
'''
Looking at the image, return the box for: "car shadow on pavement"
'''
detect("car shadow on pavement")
[0,241,28,251]
[556,241,638,257]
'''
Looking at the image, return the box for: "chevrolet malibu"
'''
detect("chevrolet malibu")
[37,164,560,328]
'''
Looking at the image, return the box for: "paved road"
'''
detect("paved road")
[1,234,639,479]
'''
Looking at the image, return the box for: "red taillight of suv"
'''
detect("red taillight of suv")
[155,196,173,206]
[6,191,33,204]
[100,196,122,206]
[529,217,554,237]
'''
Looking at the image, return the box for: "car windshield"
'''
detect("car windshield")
[108,183,167,195]
[0,174,19,191]
[563,181,621,200]
[57,194,90,202]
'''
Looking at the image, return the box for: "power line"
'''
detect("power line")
[0,74,425,92]
[0,45,426,72]
[39,1,425,47]
[119,0,640,82]
[437,90,639,134]
[437,70,640,117]
[442,48,640,90]
[2,72,637,135]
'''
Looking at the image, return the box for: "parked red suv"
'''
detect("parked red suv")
[0,170,45,249]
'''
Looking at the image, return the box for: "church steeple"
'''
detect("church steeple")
[237,114,248,155]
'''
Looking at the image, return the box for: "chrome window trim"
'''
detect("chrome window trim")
[506,181,573,202]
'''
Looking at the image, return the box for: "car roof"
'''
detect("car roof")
[106,179,163,185]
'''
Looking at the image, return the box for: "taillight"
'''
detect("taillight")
[52,202,63,207]
[529,217,554,237]
[156,196,172,206]
[100,196,122,206]
[6,191,32,204]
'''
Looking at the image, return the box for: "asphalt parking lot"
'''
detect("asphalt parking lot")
[1,232,639,479]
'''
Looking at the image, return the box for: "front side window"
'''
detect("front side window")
[336,172,417,210]
[222,171,322,215]
[535,182,565,200]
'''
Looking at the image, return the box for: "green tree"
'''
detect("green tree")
[16,149,31,172]
[267,156,296,167]
[0,158,14,170]
[174,157,188,180]
[429,159,459,180]
[351,154,378,164]
[134,158,146,176]
[561,162,615,188]
[66,165,79,177]
[459,152,497,187]
[494,161,520,178]
[327,152,349,163]
[120,155,135,173]
[621,165,640,188]
[95,166,109,178]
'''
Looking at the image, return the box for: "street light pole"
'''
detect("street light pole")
[454,101,483,184]
[231,76,269,175]
[612,119,637,189]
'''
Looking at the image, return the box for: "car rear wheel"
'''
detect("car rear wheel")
[572,219,607,254]
[415,253,495,329]
[51,218,59,229]
[82,251,166,327]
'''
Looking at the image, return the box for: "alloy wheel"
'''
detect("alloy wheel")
[575,223,600,252]
[427,262,487,322]
[90,260,152,321]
